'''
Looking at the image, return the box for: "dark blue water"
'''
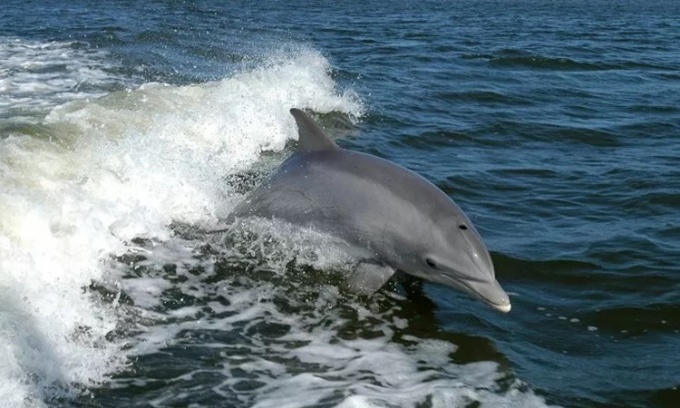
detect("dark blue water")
[1,1,679,407]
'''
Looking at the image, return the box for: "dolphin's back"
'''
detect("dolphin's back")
[230,148,461,254]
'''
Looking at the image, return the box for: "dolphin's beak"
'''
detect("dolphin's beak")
[438,272,512,313]
[461,278,512,313]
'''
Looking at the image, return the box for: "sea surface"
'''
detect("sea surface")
[1,1,678,407]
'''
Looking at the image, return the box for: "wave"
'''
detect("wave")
[436,90,535,106]
[0,43,362,406]
[461,49,674,71]
[0,38,130,120]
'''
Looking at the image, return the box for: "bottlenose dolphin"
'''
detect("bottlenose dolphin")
[228,109,511,312]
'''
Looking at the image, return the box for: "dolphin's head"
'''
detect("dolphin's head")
[404,212,511,313]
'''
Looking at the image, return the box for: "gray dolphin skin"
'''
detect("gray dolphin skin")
[228,108,511,313]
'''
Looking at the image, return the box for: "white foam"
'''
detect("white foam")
[0,42,362,407]
[1,38,554,407]
[105,229,554,408]
[0,38,126,118]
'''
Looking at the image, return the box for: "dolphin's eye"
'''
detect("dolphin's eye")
[425,258,437,269]
[459,224,468,230]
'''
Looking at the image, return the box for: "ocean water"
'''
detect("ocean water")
[1,0,678,407]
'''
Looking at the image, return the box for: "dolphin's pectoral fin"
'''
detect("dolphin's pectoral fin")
[345,262,395,294]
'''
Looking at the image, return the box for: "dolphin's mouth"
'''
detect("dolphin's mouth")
[488,298,512,313]
[442,274,512,313]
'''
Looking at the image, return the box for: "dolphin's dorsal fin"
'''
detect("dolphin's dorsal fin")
[290,108,338,152]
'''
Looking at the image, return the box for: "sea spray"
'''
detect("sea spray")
[0,44,362,406]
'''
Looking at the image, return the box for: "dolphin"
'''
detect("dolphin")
[227,108,511,313]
